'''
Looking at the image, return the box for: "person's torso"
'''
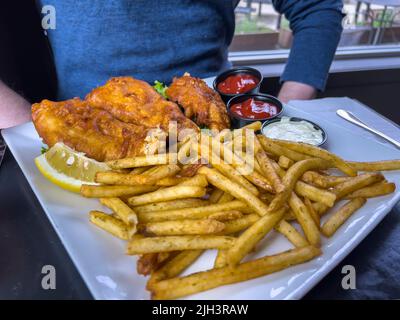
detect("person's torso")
[37,0,236,100]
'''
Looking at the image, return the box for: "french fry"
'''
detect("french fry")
[151,246,321,299]
[278,155,294,169]
[80,184,158,198]
[99,198,138,235]
[288,192,320,246]
[294,181,336,207]
[209,188,224,203]
[220,214,260,234]
[147,250,203,288]
[346,181,395,199]
[106,153,178,169]
[178,163,204,177]
[178,174,208,187]
[226,207,286,266]
[218,192,235,203]
[321,198,367,237]
[258,135,311,161]
[126,235,236,254]
[272,139,357,176]
[89,210,129,240]
[137,253,161,276]
[347,159,400,171]
[301,171,352,188]
[267,158,332,213]
[141,219,225,236]
[133,198,209,213]
[274,220,309,248]
[303,197,320,227]
[198,166,269,216]
[139,164,181,184]
[128,186,206,206]
[130,167,151,175]
[208,210,243,221]
[214,250,228,268]
[155,177,190,186]
[332,172,384,200]
[137,200,250,223]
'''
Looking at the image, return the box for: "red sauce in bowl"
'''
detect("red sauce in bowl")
[230,98,279,120]
[217,73,259,94]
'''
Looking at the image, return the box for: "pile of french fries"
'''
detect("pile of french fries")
[80,121,400,299]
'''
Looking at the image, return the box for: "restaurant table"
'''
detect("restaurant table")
[1,97,399,300]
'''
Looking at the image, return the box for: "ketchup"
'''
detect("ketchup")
[217,73,259,94]
[230,98,278,120]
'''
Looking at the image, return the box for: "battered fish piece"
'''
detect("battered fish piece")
[32,99,163,161]
[166,74,230,131]
[86,77,198,133]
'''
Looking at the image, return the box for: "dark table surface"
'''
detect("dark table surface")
[0,147,399,300]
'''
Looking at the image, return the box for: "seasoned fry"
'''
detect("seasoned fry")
[288,192,320,246]
[258,135,311,161]
[137,200,250,223]
[106,153,178,169]
[133,198,209,214]
[214,250,228,268]
[218,192,235,203]
[302,171,352,188]
[100,198,138,235]
[151,246,321,299]
[278,155,294,169]
[178,174,208,187]
[304,197,320,227]
[347,159,400,171]
[332,172,384,200]
[198,166,269,216]
[155,177,190,186]
[294,181,336,207]
[226,207,286,266]
[272,139,357,176]
[346,181,396,199]
[80,184,158,198]
[137,253,160,276]
[126,235,236,254]
[128,186,206,206]
[208,210,243,221]
[209,188,224,203]
[130,166,151,175]
[142,219,225,236]
[147,250,203,288]
[220,214,260,234]
[321,198,367,237]
[255,136,284,193]
[267,158,331,213]
[89,210,129,240]
[275,220,309,248]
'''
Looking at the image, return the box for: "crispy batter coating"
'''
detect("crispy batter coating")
[86,77,198,133]
[32,98,153,161]
[166,74,230,131]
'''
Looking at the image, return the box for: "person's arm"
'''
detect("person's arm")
[273,0,344,103]
[0,80,31,129]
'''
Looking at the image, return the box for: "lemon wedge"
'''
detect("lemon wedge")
[35,142,110,193]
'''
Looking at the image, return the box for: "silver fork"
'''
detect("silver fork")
[336,109,400,149]
[0,135,6,167]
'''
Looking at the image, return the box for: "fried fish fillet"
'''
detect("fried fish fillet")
[86,77,198,133]
[32,98,160,161]
[166,74,230,131]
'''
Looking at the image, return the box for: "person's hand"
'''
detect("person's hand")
[0,81,31,129]
[277,81,317,104]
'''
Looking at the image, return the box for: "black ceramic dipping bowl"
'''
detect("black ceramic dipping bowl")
[227,93,284,128]
[261,117,328,147]
[213,67,263,103]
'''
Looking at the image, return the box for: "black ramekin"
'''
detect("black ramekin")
[227,93,284,128]
[261,117,328,147]
[213,67,263,103]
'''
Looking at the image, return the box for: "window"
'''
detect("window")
[229,0,400,62]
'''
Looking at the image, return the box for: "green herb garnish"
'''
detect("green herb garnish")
[153,80,168,98]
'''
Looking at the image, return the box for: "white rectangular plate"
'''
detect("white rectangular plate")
[2,103,400,300]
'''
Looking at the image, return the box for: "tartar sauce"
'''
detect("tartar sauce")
[262,117,324,145]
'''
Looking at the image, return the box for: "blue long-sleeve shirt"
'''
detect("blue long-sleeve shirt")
[37,0,343,100]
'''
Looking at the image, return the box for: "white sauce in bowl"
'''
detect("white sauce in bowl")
[262,117,324,145]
